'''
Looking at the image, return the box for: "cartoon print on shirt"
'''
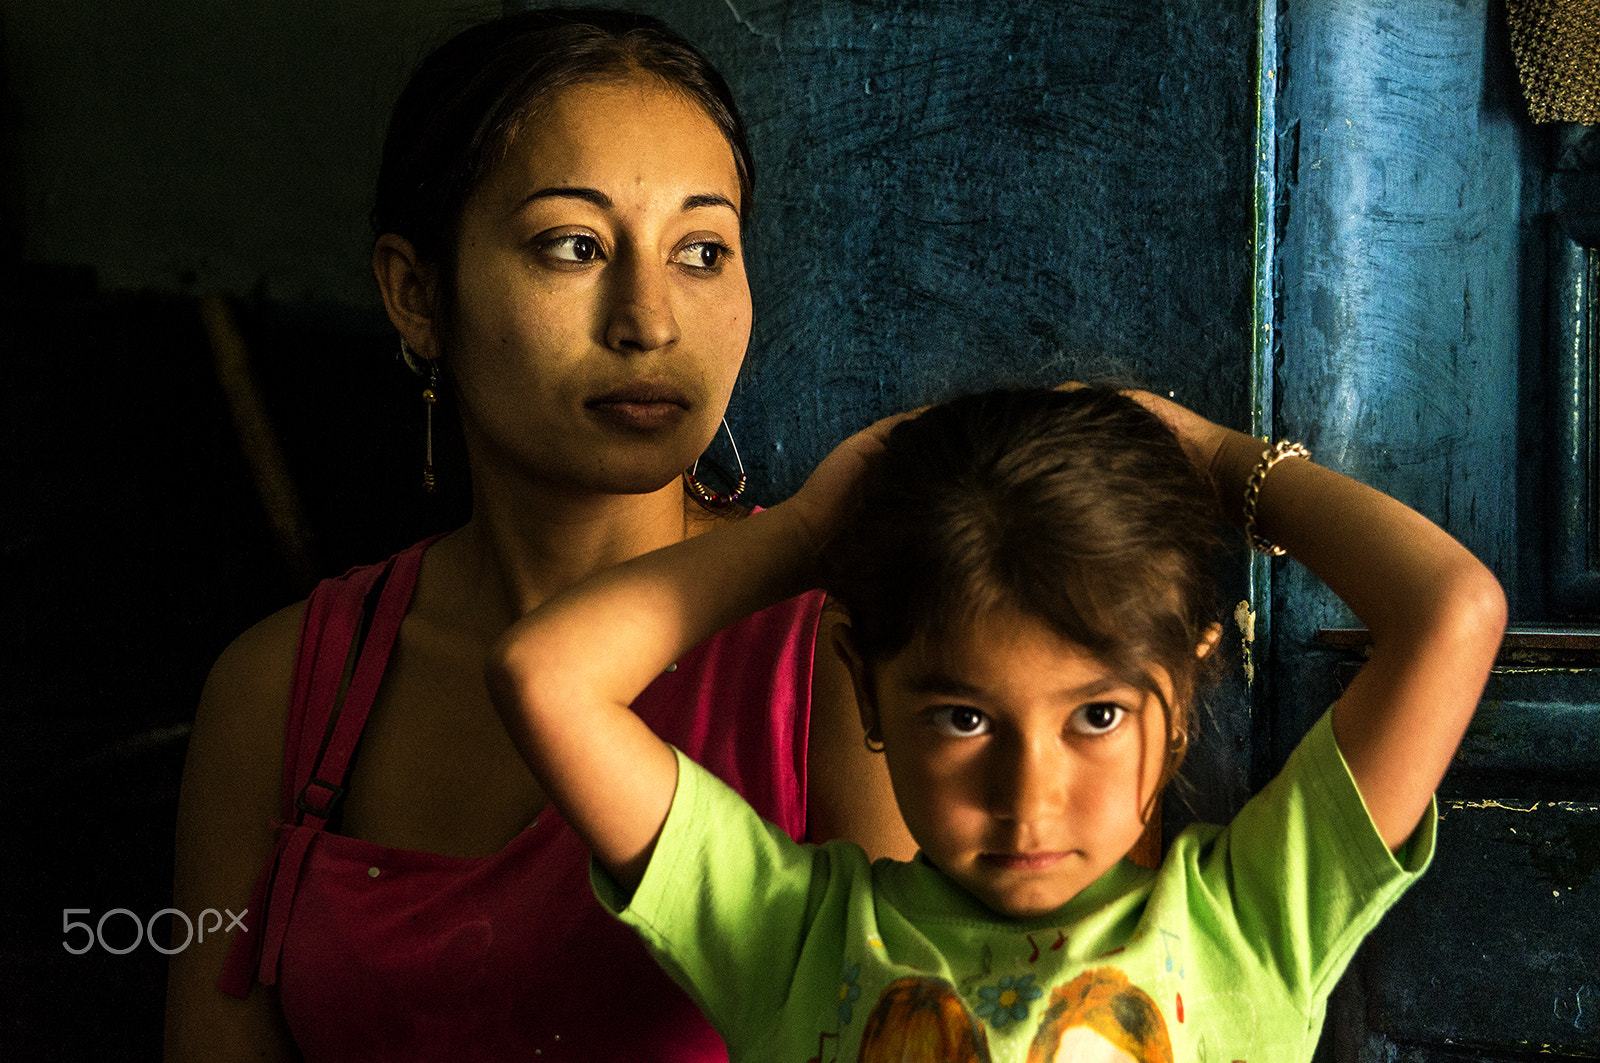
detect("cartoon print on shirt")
[975,973,1045,1028]
[858,977,994,1063]
[1027,929,1068,962]
[837,962,863,1025]
[1025,968,1174,1063]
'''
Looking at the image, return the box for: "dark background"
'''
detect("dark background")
[3,1,1595,1059]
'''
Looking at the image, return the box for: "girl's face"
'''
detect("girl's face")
[443,75,751,496]
[861,607,1170,919]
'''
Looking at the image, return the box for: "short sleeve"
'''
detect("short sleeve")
[1193,707,1436,1006]
[592,748,830,1042]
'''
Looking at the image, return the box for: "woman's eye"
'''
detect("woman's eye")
[929,706,991,738]
[543,234,602,263]
[675,241,729,271]
[1069,703,1126,737]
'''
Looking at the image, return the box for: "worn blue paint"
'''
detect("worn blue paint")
[1272,0,1537,747]
[1546,205,1600,613]
[1364,800,1600,1051]
[1273,2,1600,1058]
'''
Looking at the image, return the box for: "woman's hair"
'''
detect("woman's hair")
[1025,968,1173,1063]
[372,7,754,326]
[824,387,1223,793]
[857,977,993,1063]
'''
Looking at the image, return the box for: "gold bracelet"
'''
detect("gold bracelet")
[1243,440,1311,556]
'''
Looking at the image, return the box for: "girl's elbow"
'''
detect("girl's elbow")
[1450,559,1508,664]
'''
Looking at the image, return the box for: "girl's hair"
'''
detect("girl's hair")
[372,7,754,328]
[824,387,1223,794]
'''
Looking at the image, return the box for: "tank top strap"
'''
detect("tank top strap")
[220,535,438,997]
[281,536,434,828]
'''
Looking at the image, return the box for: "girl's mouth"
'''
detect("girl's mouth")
[979,851,1070,872]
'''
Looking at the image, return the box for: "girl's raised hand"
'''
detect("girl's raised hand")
[786,411,917,554]
[1118,389,1234,478]
[1058,383,1231,476]
[1065,380,1504,851]
[1060,383,1263,522]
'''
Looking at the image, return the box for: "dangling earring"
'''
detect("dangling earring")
[684,417,748,508]
[421,360,439,493]
[399,338,439,493]
[863,728,885,754]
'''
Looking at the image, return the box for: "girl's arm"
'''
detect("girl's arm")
[1131,392,1507,852]
[486,419,899,892]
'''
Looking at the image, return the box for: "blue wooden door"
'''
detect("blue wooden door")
[1272,2,1600,1057]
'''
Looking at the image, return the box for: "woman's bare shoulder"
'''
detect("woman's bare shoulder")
[168,601,308,1062]
[185,600,308,796]
[199,602,306,729]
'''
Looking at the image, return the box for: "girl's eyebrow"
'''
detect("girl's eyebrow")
[901,670,984,697]
[515,187,737,215]
[901,669,1134,703]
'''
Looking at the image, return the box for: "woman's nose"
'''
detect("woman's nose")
[602,249,679,353]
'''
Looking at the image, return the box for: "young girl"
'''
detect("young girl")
[488,386,1506,1061]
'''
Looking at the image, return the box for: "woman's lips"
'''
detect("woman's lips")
[586,386,689,431]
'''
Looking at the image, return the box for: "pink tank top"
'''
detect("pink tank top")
[221,538,822,1061]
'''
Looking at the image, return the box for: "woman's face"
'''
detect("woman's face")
[443,74,751,497]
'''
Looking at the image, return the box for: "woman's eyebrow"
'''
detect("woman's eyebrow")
[682,192,738,215]
[515,188,737,215]
[518,186,613,211]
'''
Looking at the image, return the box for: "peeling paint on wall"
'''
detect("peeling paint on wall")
[1233,599,1256,685]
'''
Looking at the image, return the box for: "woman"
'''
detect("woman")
[165,10,912,1061]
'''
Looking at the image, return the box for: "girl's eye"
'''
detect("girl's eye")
[929,706,991,738]
[674,241,730,271]
[543,234,602,263]
[1069,703,1127,737]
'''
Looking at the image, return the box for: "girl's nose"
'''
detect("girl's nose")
[603,250,680,353]
[989,738,1063,824]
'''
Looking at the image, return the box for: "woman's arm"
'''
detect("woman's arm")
[165,605,302,1062]
[487,419,900,892]
[1131,391,1507,852]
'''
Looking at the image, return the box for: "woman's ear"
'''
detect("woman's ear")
[372,233,443,361]
[829,621,880,742]
[1196,622,1224,659]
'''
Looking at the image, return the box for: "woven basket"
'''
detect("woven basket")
[1506,0,1600,124]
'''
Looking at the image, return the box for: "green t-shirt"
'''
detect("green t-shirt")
[595,708,1434,1062]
